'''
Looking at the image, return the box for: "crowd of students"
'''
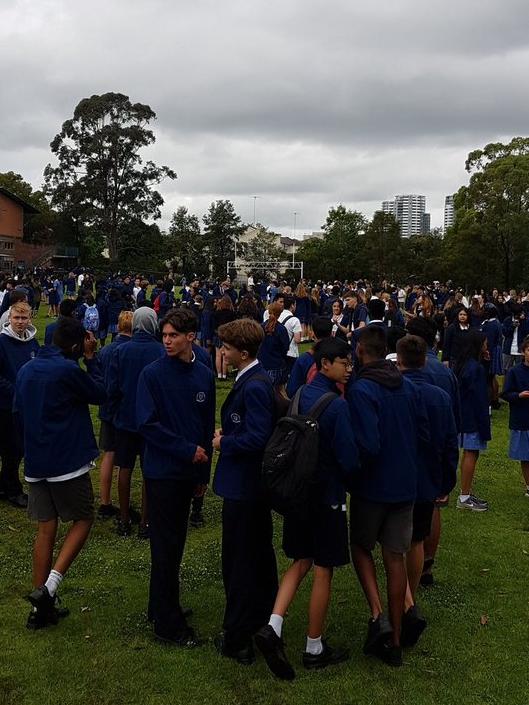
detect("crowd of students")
[2,271,529,677]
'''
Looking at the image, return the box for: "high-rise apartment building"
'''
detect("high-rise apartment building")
[380,194,428,237]
[444,195,455,231]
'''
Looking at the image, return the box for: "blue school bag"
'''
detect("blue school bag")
[83,305,100,332]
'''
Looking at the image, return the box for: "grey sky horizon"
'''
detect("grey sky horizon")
[1,0,528,238]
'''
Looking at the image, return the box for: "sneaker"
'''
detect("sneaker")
[137,523,150,540]
[116,519,133,536]
[7,493,28,509]
[214,633,255,665]
[363,613,393,655]
[254,625,295,680]
[97,503,119,520]
[470,494,488,507]
[302,640,349,670]
[189,511,205,528]
[401,604,427,647]
[457,496,488,512]
[155,626,202,648]
[380,641,403,667]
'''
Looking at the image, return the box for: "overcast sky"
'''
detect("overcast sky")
[2,0,529,237]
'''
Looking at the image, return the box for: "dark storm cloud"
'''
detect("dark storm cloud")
[1,0,529,232]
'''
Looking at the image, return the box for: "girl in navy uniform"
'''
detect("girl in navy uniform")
[258,303,290,388]
[502,335,529,497]
[481,304,503,410]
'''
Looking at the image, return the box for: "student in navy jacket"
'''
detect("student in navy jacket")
[454,330,491,512]
[255,337,358,679]
[107,307,164,535]
[258,302,290,388]
[44,299,77,345]
[286,317,333,398]
[15,318,106,630]
[95,311,132,519]
[0,301,39,507]
[406,316,460,587]
[136,309,215,648]
[442,308,471,366]
[502,306,529,373]
[212,318,278,666]
[481,304,503,409]
[396,335,458,646]
[502,335,529,497]
[347,325,428,667]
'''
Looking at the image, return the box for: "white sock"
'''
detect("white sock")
[306,635,323,655]
[268,614,283,638]
[217,373,222,379]
[459,494,470,502]
[44,569,63,597]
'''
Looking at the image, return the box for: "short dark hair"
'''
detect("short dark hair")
[313,337,351,370]
[58,299,78,317]
[283,295,296,310]
[406,316,437,348]
[312,316,333,339]
[357,326,387,358]
[161,309,197,334]
[368,298,386,321]
[218,318,264,358]
[396,334,427,368]
[52,317,85,351]
[9,290,27,306]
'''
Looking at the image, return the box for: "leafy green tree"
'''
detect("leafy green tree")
[43,92,176,262]
[362,211,402,281]
[167,206,208,276]
[448,137,529,289]
[242,226,286,279]
[202,199,244,277]
[118,219,166,272]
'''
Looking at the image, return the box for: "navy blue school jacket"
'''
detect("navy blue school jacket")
[458,359,491,440]
[137,355,215,484]
[214,363,276,501]
[14,347,106,480]
[0,333,39,410]
[401,369,458,501]
[298,373,359,506]
[424,349,461,431]
[286,350,314,398]
[502,362,529,430]
[107,330,164,432]
[347,360,428,503]
[441,323,471,362]
[44,321,58,345]
[502,317,529,354]
[193,342,213,370]
[481,318,502,352]
[258,323,289,371]
[97,334,130,422]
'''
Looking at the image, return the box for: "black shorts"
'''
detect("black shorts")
[282,503,349,568]
[349,496,413,554]
[412,501,434,542]
[114,429,144,470]
[99,420,116,453]
[28,473,94,522]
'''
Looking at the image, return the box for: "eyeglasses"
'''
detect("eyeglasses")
[334,360,353,370]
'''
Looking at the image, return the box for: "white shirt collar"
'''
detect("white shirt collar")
[236,359,259,382]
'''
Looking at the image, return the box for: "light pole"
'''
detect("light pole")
[252,196,260,226]
[292,211,298,267]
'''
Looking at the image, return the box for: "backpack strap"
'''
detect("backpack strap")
[306,391,338,420]
[288,386,303,416]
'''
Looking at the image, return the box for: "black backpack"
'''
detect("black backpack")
[261,385,337,519]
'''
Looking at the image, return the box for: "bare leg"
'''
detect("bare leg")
[118,468,132,522]
[351,544,383,618]
[521,461,529,487]
[99,451,115,506]
[215,348,223,377]
[271,558,312,617]
[423,508,441,569]
[460,450,479,495]
[33,519,58,587]
[382,548,407,646]
[307,566,333,638]
[406,541,424,599]
[53,519,93,575]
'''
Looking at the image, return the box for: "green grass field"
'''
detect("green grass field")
[1,306,528,705]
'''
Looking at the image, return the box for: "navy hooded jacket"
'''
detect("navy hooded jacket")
[137,354,215,483]
[457,359,491,440]
[107,330,164,431]
[347,360,428,503]
[502,362,529,430]
[214,362,276,501]
[401,369,458,501]
[0,327,39,410]
[14,347,106,480]
[424,349,461,431]
[258,322,289,371]
[96,334,131,422]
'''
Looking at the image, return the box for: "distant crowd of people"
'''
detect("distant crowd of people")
[2,269,529,676]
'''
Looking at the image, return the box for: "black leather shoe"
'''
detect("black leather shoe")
[214,633,255,665]
[363,613,393,655]
[155,627,202,648]
[8,493,28,509]
[254,625,295,680]
[302,640,349,670]
[380,642,403,667]
[401,604,427,648]
[27,585,57,628]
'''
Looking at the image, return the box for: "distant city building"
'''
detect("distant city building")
[444,194,455,230]
[380,194,427,237]
[304,231,325,241]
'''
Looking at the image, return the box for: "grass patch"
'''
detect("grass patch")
[0,307,528,704]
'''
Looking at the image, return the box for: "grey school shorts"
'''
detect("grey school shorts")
[28,473,94,522]
[349,496,413,554]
